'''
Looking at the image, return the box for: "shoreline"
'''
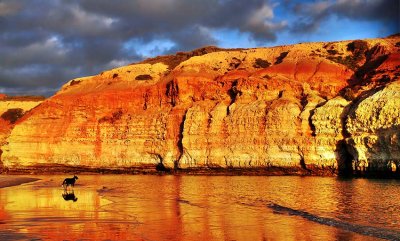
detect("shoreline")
[1,165,399,178]
[0,164,338,176]
[0,175,40,188]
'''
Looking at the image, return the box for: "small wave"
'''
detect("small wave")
[267,203,400,240]
[24,216,140,225]
[177,199,190,204]
[236,201,258,207]
[96,186,116,193]
[177,199,204,208]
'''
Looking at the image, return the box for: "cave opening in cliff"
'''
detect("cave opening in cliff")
[336,140,354,176]
[154,154,169,172]
[299,155,311,172]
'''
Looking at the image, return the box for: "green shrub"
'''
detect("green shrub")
[70,80,81,86]
[347,40,368,61]
[327,49,338,55]
[274,51,289,65]
[327,55,358,70]
[135,74,153,80]
[1,108,24,124]
[253,58,271,68]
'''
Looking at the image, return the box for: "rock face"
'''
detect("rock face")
[0,96,44,167]
[346,81,400,173]
[1,36,400,175]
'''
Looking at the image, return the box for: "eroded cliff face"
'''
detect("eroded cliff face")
[1,35,399,175]
[0,96,44,167]
[346,81,400,173]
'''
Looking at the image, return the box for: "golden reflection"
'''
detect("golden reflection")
[0,175,394,240]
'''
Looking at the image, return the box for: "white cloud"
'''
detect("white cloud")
[72,5,116,27]
[106,59,132,69]
[15,36,69,64]
[247,4,274,27]
[311,1,331,14]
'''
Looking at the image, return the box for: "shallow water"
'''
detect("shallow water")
[0,175,399,241]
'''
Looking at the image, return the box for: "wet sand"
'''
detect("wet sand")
[0,175,39,188]
[3,163,338,176]
[1,175,398,240]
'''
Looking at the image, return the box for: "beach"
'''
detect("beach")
[1,175,399,240]
[0,175,39,188]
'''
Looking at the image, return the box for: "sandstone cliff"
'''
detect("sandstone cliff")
[1,35,399,176]
[0,95,44,167]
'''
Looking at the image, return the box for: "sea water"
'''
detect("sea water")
[0,175,399,240]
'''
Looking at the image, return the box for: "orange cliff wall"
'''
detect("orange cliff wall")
[1,35,400,174]
[0,96,44,166]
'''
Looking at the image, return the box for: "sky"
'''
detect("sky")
[0,0,398,96]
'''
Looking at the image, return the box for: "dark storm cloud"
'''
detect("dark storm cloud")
[0,0,286,96]
[291,0,399,34]
[332,0,398,22]
[76,0,286,47]
[167,25,218,52]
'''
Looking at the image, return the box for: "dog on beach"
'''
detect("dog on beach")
[62,175,78,189]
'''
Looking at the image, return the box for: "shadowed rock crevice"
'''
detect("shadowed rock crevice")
[300,93,308,112]
[142,90,150,110]
[176,110,188,169]
[308,109,317,137]
[228,57,242,70]
[0,149,3,170]
[155,154,169,172]
[335,140,353,176]
[226,80,241,115]
[299,154,311,173]
[333,100,354,176]
[166,80,179,107]
[353,54,389,83]
[308,100,327,137]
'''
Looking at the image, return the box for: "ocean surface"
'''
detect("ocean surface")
[0,175,399,241]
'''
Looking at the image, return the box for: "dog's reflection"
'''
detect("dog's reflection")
[62,190,78,202]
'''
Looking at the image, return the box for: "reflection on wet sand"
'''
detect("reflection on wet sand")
[62,190,78,202]
[0,175,399,240]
